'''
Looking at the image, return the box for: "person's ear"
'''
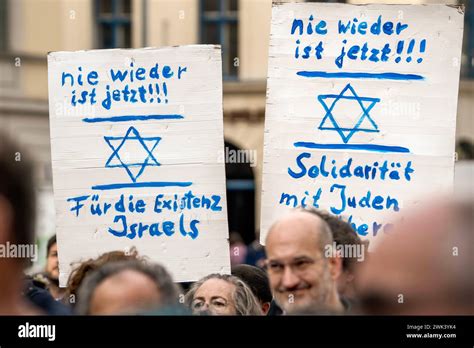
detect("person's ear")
[261,302,271,315]
[328,250,343,280]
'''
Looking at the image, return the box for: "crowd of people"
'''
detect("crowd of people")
[0,134,473,316]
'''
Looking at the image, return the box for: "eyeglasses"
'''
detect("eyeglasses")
[264,257,318,276]
[191,297,230,312]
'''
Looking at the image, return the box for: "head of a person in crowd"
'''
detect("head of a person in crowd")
[0,134,39,314]
[64,247,142,306]
[45,235,59,281]
[310,209,366,301]
[264,209,344,315]
[357,199,474,315]
[75,259,180,315]
[232,264,273,315]
[40,234,66,300]
[185,273,263,315]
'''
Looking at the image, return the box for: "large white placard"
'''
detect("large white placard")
[48,45,230,285]
[261,4,464,245]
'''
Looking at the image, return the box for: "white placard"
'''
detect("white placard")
[261,4,464,245]
[48,45,230,285]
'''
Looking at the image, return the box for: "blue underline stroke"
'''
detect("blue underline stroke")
[296,71,425,81]
[91,181,193,190]
[83,114,184,123]
[294,142,410,153]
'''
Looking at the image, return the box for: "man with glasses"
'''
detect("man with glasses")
[264,209,345,314]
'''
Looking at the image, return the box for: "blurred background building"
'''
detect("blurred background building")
[0,0,472,262]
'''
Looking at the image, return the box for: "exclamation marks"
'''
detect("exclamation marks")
[417,40,426,63]
[163,82,168,104]
[151,82,169,104]
[406,39,415,62]
[148,84,154,103]
[155,83,161,104]
[395,41,404,63]
[395,39,426,64]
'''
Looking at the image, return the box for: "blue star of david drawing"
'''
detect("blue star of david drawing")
[317,84,380,143]
[104,126,161,183]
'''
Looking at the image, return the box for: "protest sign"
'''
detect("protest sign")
[261,3,464,245]
[48,45,230,285]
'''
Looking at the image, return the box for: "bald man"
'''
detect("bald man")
[76,260,180,315]
[357,200,474,315]
[265,210,344,314]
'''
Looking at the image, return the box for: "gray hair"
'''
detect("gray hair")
[75,259,180,315]
[185,273,263,315]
